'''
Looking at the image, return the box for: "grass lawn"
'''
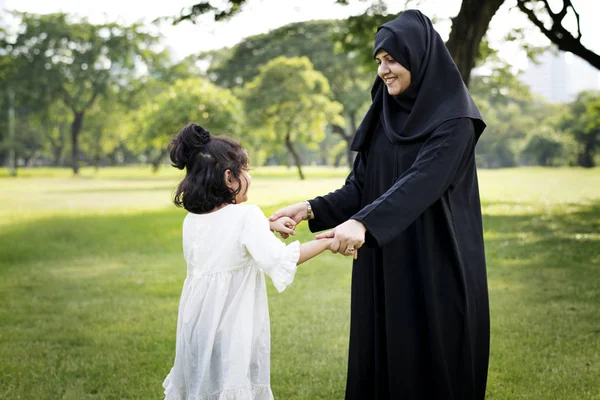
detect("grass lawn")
[0,166,599,399]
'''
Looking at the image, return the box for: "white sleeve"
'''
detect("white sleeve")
[241,206,300,293]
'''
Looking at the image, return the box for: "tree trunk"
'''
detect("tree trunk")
[446,0,505,86]
[48,132,65,166]
[70,111,85,175]
[7,89,16,177]
[151,148,167,173]
[94,127,102,171]
[284,131,305,180]
[53,147,64,166]
[346,113,358,168]
[332,121,356,169]
[578,141,596,168]
[333,152,344,167]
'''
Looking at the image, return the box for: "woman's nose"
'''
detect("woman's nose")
[378,63,389,76]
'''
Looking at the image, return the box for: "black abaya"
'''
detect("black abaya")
[307,9,490,400]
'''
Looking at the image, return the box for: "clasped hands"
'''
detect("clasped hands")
[269,202,366,258]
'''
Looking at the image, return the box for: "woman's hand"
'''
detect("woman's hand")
[316,219,366,259]
[269,202,307,238]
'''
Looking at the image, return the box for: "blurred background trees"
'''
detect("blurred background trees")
[1,2,599,176]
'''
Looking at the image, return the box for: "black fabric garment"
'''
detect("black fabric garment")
[351,10,485,151]
[307,10,489,399]
[310,118,489,399]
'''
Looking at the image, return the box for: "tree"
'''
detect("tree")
[133,77,245,171]
[173,0,600,86]
[241,56,343,179]
[516,0,600,71]
[0,27,23,175]
[468,56,561,168]
[206,20,371,168]
[9,12,158,174]
[79,94,129,169]
[520,126,575,166]
[559,91,600,168]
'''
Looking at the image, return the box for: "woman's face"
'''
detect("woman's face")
[376,49,411,96]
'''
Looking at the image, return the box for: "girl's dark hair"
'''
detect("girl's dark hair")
[169,123,249,213]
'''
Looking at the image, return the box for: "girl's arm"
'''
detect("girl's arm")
[242,206,330,292]
[270,217,332,263]
[269,153,367,233]
[298,239,332,265]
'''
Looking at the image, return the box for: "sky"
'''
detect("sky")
[1,0,599,72]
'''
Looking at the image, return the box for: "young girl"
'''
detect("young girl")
[162,123,332,400]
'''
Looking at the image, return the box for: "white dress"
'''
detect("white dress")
[163,204,300,400]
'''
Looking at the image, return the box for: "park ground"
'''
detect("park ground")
[0,166,599,399]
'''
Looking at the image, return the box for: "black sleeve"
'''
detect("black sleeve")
[352,118,477,247]
[307,151,366,232]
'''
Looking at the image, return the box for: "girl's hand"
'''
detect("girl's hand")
[269,202,307,238]
[269,216,297,237]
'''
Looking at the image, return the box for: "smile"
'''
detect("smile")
[384,77,397,85]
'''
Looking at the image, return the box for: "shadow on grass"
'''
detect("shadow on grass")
[482,200,599,303]
[482,200,599,269]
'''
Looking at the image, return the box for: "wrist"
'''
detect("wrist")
[304,200,314,220]
[351,218,366,233]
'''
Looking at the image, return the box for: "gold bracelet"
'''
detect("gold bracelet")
[305,200,313,220]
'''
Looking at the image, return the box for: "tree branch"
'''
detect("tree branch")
[59,88,75,111]
[84,91,100,110]
[517,0,600,70]
[332,123,351,141]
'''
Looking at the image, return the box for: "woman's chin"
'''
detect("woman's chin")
[386,86,400,96]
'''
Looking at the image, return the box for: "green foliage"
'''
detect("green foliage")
[176,0,247,22]
[41,100,72,166]
[206,19,371,167]
[79,95,130,167]
[7,12,158,173]
[133,77,244,166]
[149,53,205,85]
[469,61,569,168]
[332,9,396,73]
[240,56,343,178]
[174,0,350,23]
[10,12,157,111]
[2,4,597,172]
[559,91,600,167]
[520,126,577,166]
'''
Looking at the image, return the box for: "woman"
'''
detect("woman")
[270,9,489,400]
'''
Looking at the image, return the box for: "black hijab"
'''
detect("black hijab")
[351,10,485,151]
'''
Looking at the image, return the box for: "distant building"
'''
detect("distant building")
[521,50,600,103]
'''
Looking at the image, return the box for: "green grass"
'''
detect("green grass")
[1,166,599,399]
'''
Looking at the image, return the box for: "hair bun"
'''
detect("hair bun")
[193,124,211,144]
[169,123,211,170]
